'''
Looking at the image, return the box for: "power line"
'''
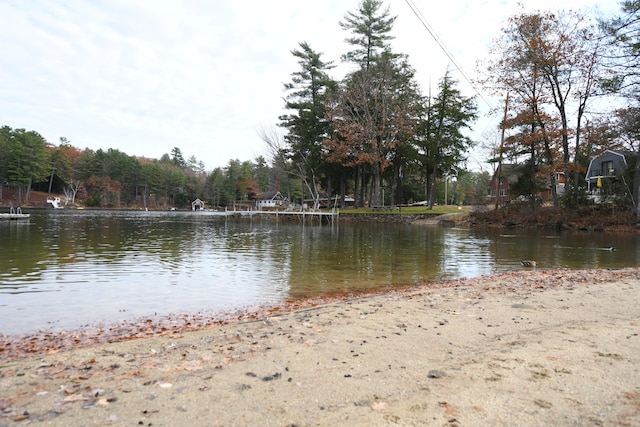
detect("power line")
[403,0,492,109]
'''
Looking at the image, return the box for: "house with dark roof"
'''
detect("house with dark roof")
[585,150,635,203]
[256,191,287,210]
[585,150,630,192]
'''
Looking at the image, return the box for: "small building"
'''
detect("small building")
[191,198,206,211]
[256,191,287,210]
[585,150,629,193]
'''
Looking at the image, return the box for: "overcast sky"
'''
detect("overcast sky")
[0,0,619,171]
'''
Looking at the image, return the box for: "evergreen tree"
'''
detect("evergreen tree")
[417,71,477,208]
[279,41,336,209]
[0,126,11,201]
[340,0,396,68]
[171,147,186,168]
[140,161,164,208]
[326,1,422,207]
[5,127,50,202]
[205,167,225,207]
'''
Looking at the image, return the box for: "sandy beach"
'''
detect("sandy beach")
[1,268,639,426]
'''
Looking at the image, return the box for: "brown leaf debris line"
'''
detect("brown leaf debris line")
[1,268,637,361]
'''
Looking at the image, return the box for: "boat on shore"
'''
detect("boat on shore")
[0,206,30,220]
[46,197,64,209]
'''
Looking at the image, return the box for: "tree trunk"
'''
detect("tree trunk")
[395,165,403,206]
[529,145,537,213]
[549,172,558,207]
[326,175,333,210]
[143,185,148,209]
[48,168,55,198]
[428,166,438,209]
[635,145,640,224]
[372,163,381,206]
[361,168,367,207]
[25,179,32,202]
[354,166,361,208]
[340,171,346,209]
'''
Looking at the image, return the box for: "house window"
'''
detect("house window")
[602,160,614,175]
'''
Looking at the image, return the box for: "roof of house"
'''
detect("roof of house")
[585,150,630,179]
[258,191,283,201]
[492,164,520,184]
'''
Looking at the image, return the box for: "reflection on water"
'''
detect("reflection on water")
[1,210,638,335]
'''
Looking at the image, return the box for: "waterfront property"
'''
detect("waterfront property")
[585,150,634,202]
[191,198,206,211]
[255,191,287,210]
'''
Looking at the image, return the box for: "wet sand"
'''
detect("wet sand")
[1,268,639,426]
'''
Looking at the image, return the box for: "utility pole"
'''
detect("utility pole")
[495,93,509,211]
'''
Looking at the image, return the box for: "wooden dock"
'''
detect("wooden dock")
[233,210,338,225]
[194,209,338,224]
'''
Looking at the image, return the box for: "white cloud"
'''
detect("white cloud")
[0,0,620,170]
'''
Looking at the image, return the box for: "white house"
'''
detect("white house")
[256,191,287,210]
[191,198,206,211]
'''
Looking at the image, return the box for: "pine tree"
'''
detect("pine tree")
[279,41,336,209]
[340,0,396,69]
[327,1,421,207]
[417,71,477,208]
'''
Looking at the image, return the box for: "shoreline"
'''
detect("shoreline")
[2,268,639,426]
[0,280,457,361]
[0,267,629,362]
[6,198,639,233]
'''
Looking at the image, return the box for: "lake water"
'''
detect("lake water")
[1,210,638,335]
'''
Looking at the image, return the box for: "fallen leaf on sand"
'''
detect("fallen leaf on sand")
[62,394,86,402]
[439,401,457,417]
[371,401,388,411]
[179,360,203,371]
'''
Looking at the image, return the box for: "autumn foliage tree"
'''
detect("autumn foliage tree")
[321,0,424,207]
[325,52,420,207]
[482,10,605,207]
